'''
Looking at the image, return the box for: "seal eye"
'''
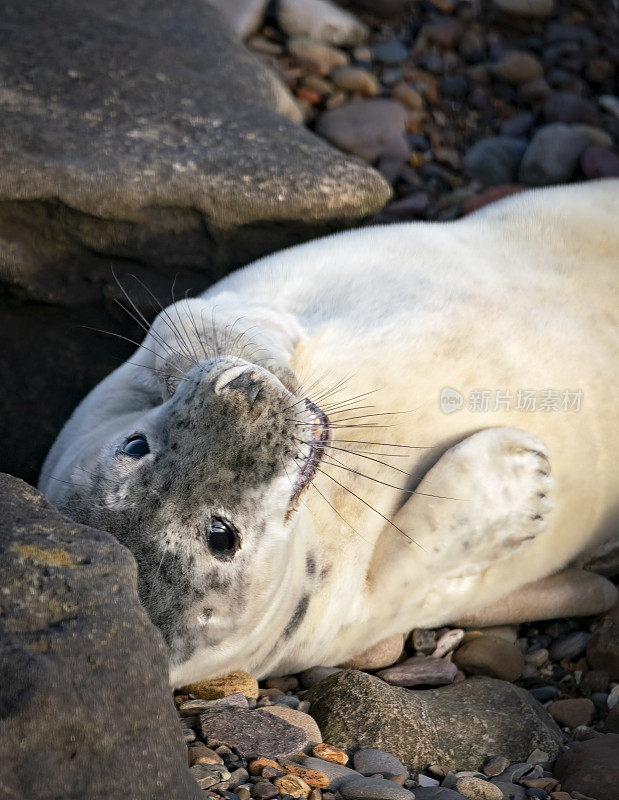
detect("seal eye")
[207,517,239,558]
[121,434,150,459]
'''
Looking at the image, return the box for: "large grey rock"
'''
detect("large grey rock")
[0,0,389,483]
[305,670,562,771]
[0,473,202,800]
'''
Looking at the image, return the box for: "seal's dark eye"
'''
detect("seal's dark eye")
[207,517,239,558]
[121,434,150,459]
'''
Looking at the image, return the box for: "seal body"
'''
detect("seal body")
[39,180,619,684]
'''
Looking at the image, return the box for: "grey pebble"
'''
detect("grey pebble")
[529,686,558,702]
[237,787,252,800]
[417,775,439,787]
[464,136,528,186]
[372,40,408,64]
[340,776,416,800]
[251,781,279,800]
[229,769,250,790]
[412,790,464,800]
[302,757,360,790]
[353,749,407,777]
[548,631,591,661]
[272,695,300,709]
[519,123,588,185]
[490,782,527,800]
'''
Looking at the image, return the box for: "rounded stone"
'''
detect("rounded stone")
[455,776,503,800]
[182,670,259,700]
[277,0,368,46]
[376,656,458,687]
[490,51,544,84]
[464,137,528,186]
[453,637,525,682]
[340,776,415,800]
[339,633,404,671]
[331,67,380,96]
[274,774,312,798]
[519,123,588,185]
[262,706,323,748]
[553,734,619,800]
[283,765,330,789]
[302,758,359,790]
[547,698,595,728]
[353,749,407,777]
[581,146,619,179]
[312,744,349,765]
[545,91,598,125]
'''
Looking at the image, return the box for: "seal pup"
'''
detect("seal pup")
[39,180,619,684]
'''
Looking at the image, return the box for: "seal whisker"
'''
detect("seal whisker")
[320,452,461,501]
[314,465,423,548]
[127,273,198,366]
[78,327,189,379]
[321,443,411,476]
[184,290,212,362]
[330,438,433,450]
[169,280,200,367]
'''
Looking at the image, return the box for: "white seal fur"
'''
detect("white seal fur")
[39,180,619,684]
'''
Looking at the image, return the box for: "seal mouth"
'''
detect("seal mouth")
[286,399,329,520]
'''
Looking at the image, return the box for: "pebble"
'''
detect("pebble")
[581,146,619,179]
[463,137,528,187]
[392,82,424,111]
[372,40,409,65]
[519,78,551,104]
[190,764,231,790]
[288,37,348,73]
[312,744,349,765]
[492,0,554,17]
[482,756,510,778]
[582,669,609,694]
[265,676,299,692]
[418,775,440,786]
[411,629,437,654]
[544,91,598,125]
[201,707,308,760]
[518,123,588,185]
[340,776,415,800]
[455,776,503,800]
[277,0,368,46]
[453,635,525,680]
[189,743,225,766]
[607,684,619,709]
[302,758,359,790]
[491,51,544,85]
[237,787,252,800]
[376,655,458,687]
[283,764,330,788]
[432,629,464,658]
[547,698,595,729]
[315,100,409,163]
[229,769,251,789]
[249,758,281,776]
[554,733,619,800]
[529,686,558,703]
[275,774,312,798]
[572,125,613,148]
[599,95,619,119]
[260,706,322,747]
[331,66,380,96]
[549,632,591,662]
[501,113,534,138]
[252,781,279,800]
[182,671,259,700]
[525,648,549,668]
[353,749,407,778]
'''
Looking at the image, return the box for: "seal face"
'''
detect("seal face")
[39,181,619,683]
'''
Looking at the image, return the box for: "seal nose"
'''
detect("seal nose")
[214,365,268,414]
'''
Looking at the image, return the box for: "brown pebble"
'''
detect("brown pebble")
[182,670,258,700]
[265,676,299,692]
[312,744,349,765]
[482,755,510,778]
[331,66,379,97]
[453,636,525,682]
[522,777,560,792]
[263,766,285,779]
[455,776,503,800]
[309,790,322,800]
[249,758,281,776]
[392,82,424,110]
[283,764,329,788]
[548,698,595,729]
[274,774,312,798]
[188,743,225,767]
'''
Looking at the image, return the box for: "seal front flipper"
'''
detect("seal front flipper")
[388,427,554,577]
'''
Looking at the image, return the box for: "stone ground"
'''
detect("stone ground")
[244,0,619,221]
[177,602,619,800]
